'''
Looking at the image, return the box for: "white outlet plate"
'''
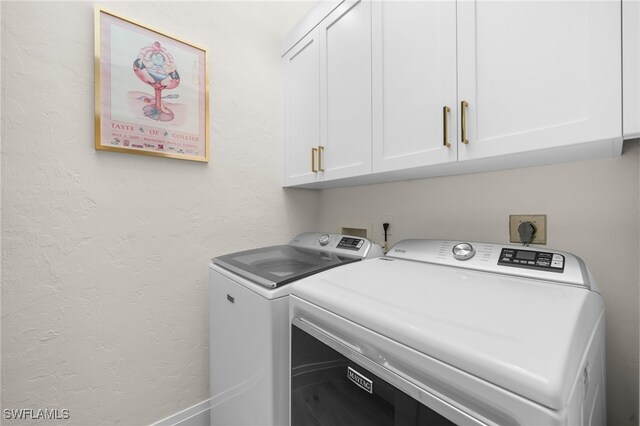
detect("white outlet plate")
[509,215,547,244]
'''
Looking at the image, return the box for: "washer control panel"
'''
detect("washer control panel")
[318,234,330,246]
[290,233,384,259]
[498,248,565,272]
[337,237,365,251]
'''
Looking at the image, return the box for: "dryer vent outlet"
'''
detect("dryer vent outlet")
[509,215,547,245]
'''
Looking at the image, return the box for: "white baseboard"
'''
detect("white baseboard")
[151,399,210,426]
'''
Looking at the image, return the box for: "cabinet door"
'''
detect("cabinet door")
[372,1,457,173]
[457,1,622,161]
[319,0,372,181]
[284,29,321,186]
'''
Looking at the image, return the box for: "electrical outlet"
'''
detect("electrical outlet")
[509,215,547,244]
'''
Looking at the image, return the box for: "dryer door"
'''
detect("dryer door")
[291,323,470,426]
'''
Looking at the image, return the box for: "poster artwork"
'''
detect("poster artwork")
[95,9,208,162]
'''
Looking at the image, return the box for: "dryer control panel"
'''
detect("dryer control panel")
[386,240,593,290]
[498,248,565,272]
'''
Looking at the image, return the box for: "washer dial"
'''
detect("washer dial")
[319,234,330,246]
[452,243,475,260]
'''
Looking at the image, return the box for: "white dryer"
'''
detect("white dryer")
[290,240,606,426]
[209,233,383,426]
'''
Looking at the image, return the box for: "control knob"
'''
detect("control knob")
[452,243,475,260]
[319,234,330,246]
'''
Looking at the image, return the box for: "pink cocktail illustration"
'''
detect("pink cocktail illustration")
[133,41,180,121]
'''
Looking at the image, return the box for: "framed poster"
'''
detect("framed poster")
[95,8,209,162]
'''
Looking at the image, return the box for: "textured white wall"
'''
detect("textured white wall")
[1,1,316,424]
[318,140,640,426]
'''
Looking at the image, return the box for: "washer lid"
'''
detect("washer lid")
[290,257,604,410]
[213,245,359,288]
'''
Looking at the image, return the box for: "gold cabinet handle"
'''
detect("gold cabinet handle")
[461,100,469,144]
[443,106,451,148]
[318,145,324,172]
[311,147,318,172]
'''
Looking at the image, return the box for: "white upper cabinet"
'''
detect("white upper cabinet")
[284,29,321,186]
[457,1,622,161]
[319,0,372,181]
[282,0,625,189]
[372,1,457,173]
[623,0,640,139]
[283,0,371,185]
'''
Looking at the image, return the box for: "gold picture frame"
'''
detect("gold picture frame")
[95,7,209,162]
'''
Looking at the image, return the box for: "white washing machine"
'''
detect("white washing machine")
[290,240,606,426]
[209,232,383,426]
